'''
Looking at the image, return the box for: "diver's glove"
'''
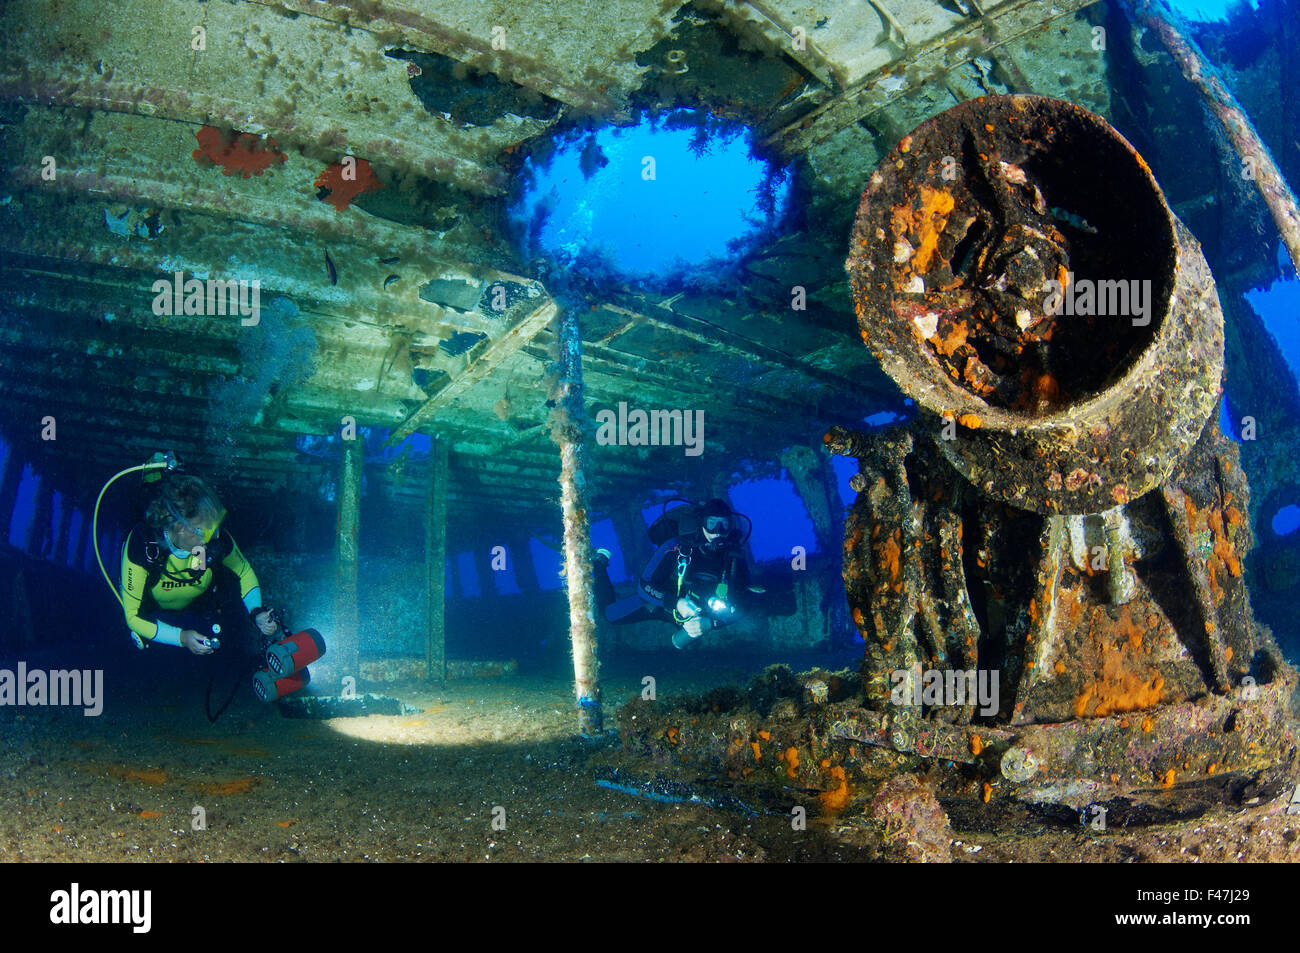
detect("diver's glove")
[675,597,700,619]
[250,607,280,637]
[683,615,712,638]
[672,616,713,649]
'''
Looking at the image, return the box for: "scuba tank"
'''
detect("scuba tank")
[647,498,698,545]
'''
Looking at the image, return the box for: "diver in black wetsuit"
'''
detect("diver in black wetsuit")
[593,498,753,649]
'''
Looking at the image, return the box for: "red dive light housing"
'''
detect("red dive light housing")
[252,667,310,702]
[253,629,325,703]
[266,628,326,677]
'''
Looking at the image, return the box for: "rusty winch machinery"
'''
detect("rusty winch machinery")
[832,94,1297,809]
[608,96,1298,830]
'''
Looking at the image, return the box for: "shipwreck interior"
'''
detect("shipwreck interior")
[1,0,1299,855]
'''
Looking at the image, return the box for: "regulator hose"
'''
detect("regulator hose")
[93,456,174,606]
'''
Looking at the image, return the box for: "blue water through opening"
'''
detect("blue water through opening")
[1165,0,1258,20]
[1245,248,1300,386]
[509,110,793,287]
[1273,504,1300,537]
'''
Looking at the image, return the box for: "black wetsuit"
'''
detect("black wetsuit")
[122,524,270,715]
[595,533,750,626]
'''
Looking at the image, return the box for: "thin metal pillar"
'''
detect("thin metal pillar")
[334,440,362,683]
[549,305,602,736]
[425,435,448,683]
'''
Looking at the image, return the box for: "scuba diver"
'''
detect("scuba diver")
[119,473,276,655]
[594,498,756,649]
[95,452,315,720]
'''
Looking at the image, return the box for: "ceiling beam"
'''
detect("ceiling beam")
[761,0,1100,158]
[386,297,559,445]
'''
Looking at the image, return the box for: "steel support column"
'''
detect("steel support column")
[334,440,362,684]
[549,305,602,736]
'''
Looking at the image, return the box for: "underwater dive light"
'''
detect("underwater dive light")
[708,581,730,615]
[265,628,327,678]
[252,667,311,703]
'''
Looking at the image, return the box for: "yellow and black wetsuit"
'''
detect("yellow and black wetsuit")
[120,523,264,648]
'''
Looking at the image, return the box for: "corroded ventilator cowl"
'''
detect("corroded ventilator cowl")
[846,94,1224,516]
[604,97,1296,832]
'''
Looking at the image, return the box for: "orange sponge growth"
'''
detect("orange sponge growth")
[818,765,850,814]
[314,158,384,211]
[192,125,287,178]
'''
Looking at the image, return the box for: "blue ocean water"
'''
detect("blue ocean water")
[1245,248,1300,384]
[509,110,793,286]
[1166,0,1258,20]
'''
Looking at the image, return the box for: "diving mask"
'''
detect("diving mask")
[162,493,224,548]
[702,515,731,546]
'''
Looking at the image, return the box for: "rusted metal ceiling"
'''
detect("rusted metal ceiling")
[0,0,1111,519]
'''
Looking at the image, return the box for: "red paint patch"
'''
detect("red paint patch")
[314,158,384,211]
[192,125,287,178]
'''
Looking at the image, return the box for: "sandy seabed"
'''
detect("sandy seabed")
[2,665,1298,863]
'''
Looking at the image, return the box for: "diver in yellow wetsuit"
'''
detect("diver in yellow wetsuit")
[120,474,280,657]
